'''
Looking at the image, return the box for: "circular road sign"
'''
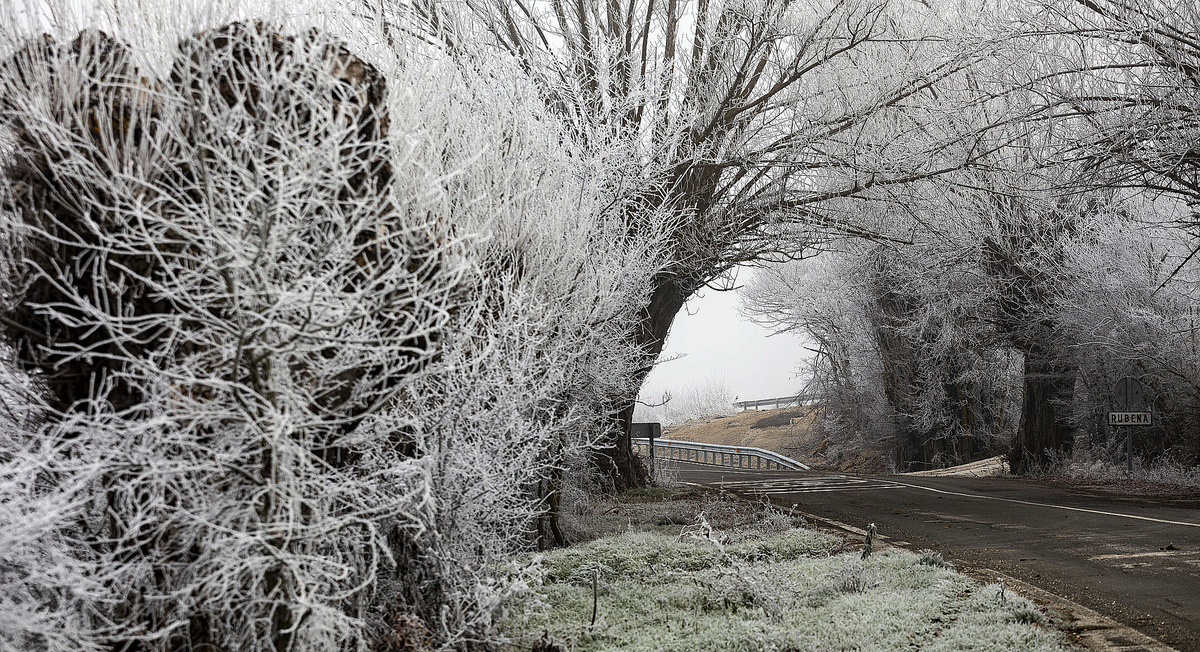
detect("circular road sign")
[1114,377,1147,411]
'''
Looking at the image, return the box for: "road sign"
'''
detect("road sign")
[1108,411,1152,426]
[631,422,661,477]
[1114,377,1147,410]
[630,423,661,439]
[1113,377,1152,476]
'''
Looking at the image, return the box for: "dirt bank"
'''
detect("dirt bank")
[660,406,891,474]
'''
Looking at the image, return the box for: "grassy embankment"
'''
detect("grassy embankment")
[497,488,1071,652]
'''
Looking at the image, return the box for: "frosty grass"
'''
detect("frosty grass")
[499,528,1070,651]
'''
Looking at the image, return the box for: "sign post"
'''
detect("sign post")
[1111,377,1150,476]
[631,422,662,478]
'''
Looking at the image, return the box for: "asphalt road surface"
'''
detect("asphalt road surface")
[674,462,1200,651]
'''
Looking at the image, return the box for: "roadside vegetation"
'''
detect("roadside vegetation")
[501,490,1069,652]
[1030,447,1200,494]
[0,0,1197,649]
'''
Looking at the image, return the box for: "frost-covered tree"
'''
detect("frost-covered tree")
[1043,197,1200,467]
[396,0,1006,487]
[743,224,1023,470]
[1016,0,1200,471]
[742,250,894,455]
[745,167,1200,472]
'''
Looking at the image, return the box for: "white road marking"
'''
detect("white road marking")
[1088,550,1197,561]
[884,479,1200,529]
[755,487,895,494]
[698,471,1200,529]
[717,475,898,494]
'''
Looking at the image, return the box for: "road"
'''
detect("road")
[674,462,1200,651]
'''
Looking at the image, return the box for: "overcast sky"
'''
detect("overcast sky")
[637,268,812,405]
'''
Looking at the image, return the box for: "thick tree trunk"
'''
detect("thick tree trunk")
[536,472,567,550]
[982,232,1076,475]
[598,274,692,491]
[1009,350,1075,474]
[865,261,924,466]
[601,402,646,492]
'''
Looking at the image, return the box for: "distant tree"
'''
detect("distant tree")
[633,377,736,426]
[743,218,1023,470]
[742,249,894,456]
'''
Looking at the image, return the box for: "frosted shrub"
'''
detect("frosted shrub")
[397,38,669,569]
[917,550,953,569]
[1039,444,1200,487]
[679,511,724,546]
[830,558,876,594]
[0,414,102,652]
[749,507,794,538]
[650,455,680,487]
[0,22,462,650]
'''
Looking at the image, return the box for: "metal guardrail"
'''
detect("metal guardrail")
[632,438,810,471]
[732,395,804,410]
